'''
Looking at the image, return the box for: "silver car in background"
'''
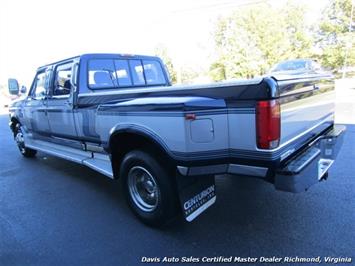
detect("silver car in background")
[269,59,323,75]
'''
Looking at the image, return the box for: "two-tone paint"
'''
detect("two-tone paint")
[9,54,336,181]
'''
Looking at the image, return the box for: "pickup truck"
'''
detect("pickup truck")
[8,53,345,226]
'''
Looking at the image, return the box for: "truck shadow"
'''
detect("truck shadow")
[15,133,346,234]
[33,151,302,238]
[2,113,353,260]
[34,153,125,202]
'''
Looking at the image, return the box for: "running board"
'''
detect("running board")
[83,158,113,178]
[26,138,91,164]
[25,138,114,179]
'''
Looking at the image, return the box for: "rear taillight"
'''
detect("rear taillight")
[256,99,280,149]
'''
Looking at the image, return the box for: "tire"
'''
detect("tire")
[120,150,178,226]
[14,124,37,158]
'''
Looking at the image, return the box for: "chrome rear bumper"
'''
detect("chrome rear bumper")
[274,125,346,193]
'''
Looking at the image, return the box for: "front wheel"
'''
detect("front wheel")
[120,150,178,226]
[14,124,37,158]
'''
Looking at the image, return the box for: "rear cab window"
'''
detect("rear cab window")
[114,60,132,86]
[86,56,167,90]
[129,60,145,86]
[142,60,166,85]
[88,59,117,89]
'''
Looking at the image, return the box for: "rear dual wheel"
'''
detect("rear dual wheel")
[120,150,178,227]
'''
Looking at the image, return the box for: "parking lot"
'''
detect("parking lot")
[0,85,354,265]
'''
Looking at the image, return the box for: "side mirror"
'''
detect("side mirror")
[8,78,19,95]
[20,86,27,94]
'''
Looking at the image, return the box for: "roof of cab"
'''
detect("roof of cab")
[37,53,161,70]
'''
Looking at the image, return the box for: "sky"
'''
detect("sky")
[0,0,328,87]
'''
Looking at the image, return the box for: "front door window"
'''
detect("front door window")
[31,72,46,99]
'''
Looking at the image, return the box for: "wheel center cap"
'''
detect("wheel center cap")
[144,180,155,194]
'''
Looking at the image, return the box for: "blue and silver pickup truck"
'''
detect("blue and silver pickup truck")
[8,53,345,226]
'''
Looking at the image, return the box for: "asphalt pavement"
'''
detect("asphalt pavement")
[0,113,354,266]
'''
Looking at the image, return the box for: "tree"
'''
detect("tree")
[209,62,227,81]
[180,66,200,84]
[317,0,355,71]
[281,2,314,58]
[154,44,178,84]
[210,1,313,81]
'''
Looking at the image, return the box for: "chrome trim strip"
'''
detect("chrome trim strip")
[50,95,70,99]
[177,164,268,177]
[275,74,332,83]
[228,164,268,177]
[189,164,228,176]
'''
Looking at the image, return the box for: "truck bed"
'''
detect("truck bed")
[79,73,335,170]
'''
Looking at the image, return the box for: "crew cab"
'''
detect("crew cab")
[8,54,345,226]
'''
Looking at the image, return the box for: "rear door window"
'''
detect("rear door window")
[53,62,73,96]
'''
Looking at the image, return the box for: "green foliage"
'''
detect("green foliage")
[154,44,178,84]
[317,0,355,71]
[210,1,316,81]
[209,62,226,81]
[154,1,354,82]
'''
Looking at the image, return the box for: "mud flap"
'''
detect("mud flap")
[176,174,216,222]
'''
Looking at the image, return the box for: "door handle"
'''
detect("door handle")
[65,101,73,107]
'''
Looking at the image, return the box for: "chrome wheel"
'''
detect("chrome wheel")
[15,127,26,154]
[127,166,159,212]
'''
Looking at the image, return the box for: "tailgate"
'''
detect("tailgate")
[276,74,335,156]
